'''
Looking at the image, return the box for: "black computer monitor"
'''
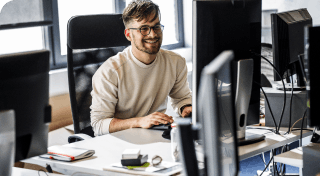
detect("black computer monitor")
[0,50,51,175]
[197,51,239,176]
[304,25,320,128]
[192,0,262,127]
[271,8,312,89]
[177,51,239,176]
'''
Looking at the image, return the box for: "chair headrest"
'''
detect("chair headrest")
[67,14,130,49]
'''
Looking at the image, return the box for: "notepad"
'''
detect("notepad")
[39,146,95,161]
[103,161,182,176]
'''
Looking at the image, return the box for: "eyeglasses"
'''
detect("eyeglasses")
[129,24,164,36]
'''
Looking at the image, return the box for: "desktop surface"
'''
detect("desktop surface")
[22,127,313,175]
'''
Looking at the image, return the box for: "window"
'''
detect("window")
[50,0,184,70]
[0,0,184,70]
[0,0,51,55]
[0,27,44,55]
[125,0,184,48]
[57,0,115,56]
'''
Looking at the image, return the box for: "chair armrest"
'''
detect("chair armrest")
[68,133,93,143]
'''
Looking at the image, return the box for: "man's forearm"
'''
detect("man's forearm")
[108,117,141,133]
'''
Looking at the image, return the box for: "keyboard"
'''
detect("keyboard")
[150,123,171,130]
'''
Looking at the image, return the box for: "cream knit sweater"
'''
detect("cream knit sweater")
[90,46,192,136]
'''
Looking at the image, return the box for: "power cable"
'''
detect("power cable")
[300,109,307,147]
[255,81,278,133]
[252,52,286,134]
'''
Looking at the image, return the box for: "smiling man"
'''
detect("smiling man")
[90,0,192,136]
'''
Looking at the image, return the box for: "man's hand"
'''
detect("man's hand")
[181,106,192,117]
[137,112,174,129]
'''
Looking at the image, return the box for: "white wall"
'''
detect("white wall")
[183,0,192,48]
[262,0,320,25]
[49,68,69,97]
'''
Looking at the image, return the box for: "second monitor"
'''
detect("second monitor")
[192,0,263,144]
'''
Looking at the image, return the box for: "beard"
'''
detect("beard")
[132,33,162,54]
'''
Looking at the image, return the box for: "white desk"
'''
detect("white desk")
[23,129,172,176]
[239,127,313,160]
[274,147,303,168]
[23,127,313,176]
[12,167,64,176]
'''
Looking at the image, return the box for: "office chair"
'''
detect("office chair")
[67,14,130,140]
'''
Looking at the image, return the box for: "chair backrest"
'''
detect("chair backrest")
[67,14,130,136]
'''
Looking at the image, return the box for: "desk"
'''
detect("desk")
[23,129,171,176]
[239,127,312,160]
[23,127,313,175]
[11,167,64,176]
[274,147,303,168]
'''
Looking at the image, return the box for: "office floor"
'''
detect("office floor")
[239,141,300,176]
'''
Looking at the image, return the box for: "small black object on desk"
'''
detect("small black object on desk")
[121,154,148,166]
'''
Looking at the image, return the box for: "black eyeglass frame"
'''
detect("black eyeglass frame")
[128,24,164,36]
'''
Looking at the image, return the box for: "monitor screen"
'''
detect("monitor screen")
[305,25,320,128]
[0,50,51,162]
[198,51,238,176]
[192,0,262,126]
[271,8,312,85]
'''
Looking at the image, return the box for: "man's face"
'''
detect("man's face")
[127,14,163,55]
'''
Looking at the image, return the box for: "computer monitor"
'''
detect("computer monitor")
[271,8,312,89]
[192,0,262,127]
[197,51,239,176]
[177,51,238,176]
[304,25,320,128]
[0,50,51,175]
[0,110,15,176]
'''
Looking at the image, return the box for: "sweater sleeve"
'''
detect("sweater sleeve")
[90,66,118,136]
[169,57,192,116]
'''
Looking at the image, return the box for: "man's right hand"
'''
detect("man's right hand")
[137,112,174,129]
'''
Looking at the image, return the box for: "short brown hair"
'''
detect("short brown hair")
[122,0,160,28]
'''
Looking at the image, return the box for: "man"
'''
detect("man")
[90,0,192,136]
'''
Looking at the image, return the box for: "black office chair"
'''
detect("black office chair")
[67,14,130,140]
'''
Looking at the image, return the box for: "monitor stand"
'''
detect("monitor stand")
[235,59,265,146]
[238,131,265,146]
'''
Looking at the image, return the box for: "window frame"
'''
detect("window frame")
[47,0,184,70]
[0,0,53,56]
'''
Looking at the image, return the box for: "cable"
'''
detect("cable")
[261,153,267,168]
[281,145,289,175]
[38,169,49,176]
[273,149,280,176]
[272,149,275,176]
[259,155,274,176]
[289,118,303,133]
[287,72,294,134]
[252,52,286,134]
[259,154,267,168]
[289,109,307,133]
[255,82,278,133]
[300,109,307,147]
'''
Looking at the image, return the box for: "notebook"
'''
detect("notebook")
[39,146,95,161]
